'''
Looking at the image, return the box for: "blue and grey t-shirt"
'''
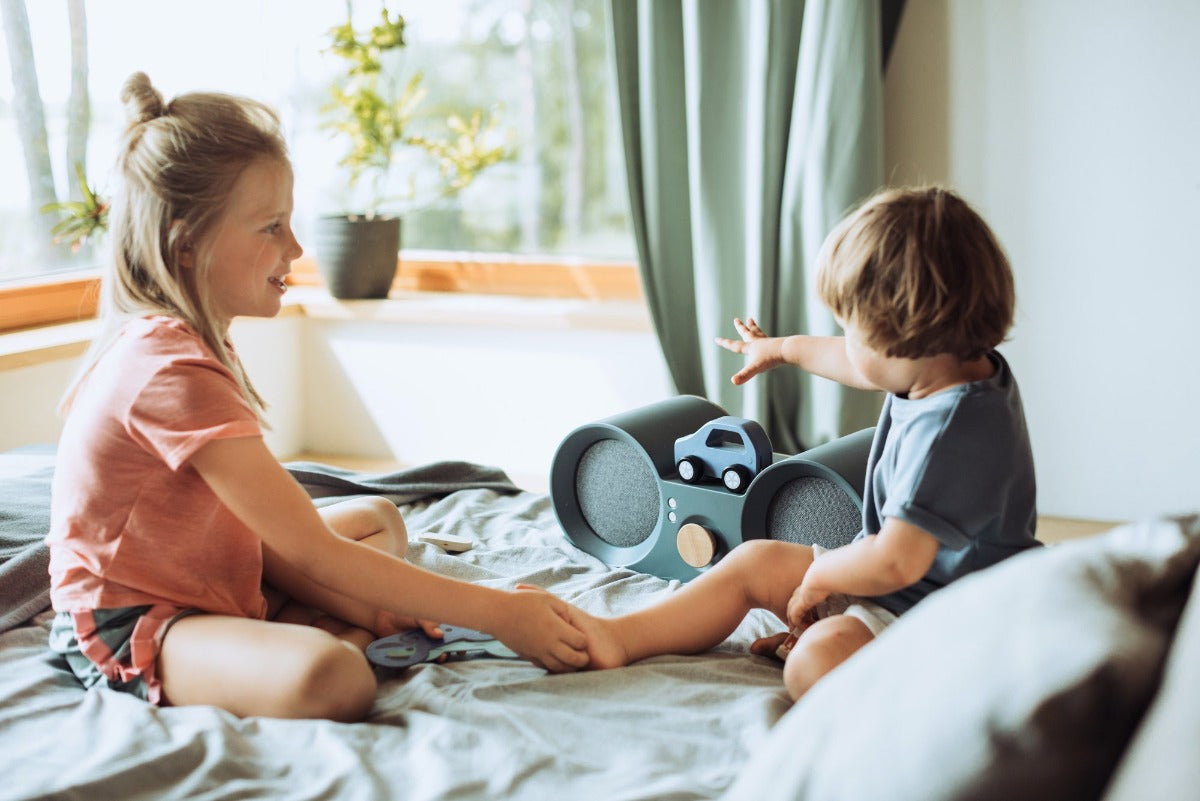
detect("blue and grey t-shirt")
[857,350,1040,615]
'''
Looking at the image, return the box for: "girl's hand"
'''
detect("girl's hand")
[714,317,784,385]
[494,585,589,673]
[374,611,442,640]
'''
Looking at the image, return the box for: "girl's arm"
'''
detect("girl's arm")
[715,317,879,390]
[188,435,588,671]
[785,518,940,627]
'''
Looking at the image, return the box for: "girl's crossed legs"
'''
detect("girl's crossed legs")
[158,496,410,721]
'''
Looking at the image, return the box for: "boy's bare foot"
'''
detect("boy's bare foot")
[568,607,632,670]
[750,631,789,661]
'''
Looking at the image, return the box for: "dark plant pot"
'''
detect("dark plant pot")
[313,214,401,300]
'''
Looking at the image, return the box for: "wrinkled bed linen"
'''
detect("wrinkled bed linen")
[0,459,790,801]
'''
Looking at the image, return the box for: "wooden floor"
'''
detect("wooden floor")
[1035,516,1120,543]
[287,452,1119,545]
[284,453,407,473]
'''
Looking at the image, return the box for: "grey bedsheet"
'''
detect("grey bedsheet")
[0,457,790,801]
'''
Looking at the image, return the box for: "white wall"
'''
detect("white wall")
[0,359,77,450]
[885,0,1200,520]
[0,315,304,458]
[0,300,672,493]
[232,315,306,458]
[297,297,673,488]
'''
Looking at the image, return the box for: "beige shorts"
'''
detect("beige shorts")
[808,544,898,638]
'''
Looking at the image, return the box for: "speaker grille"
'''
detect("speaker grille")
[575,439,661,547]
[766,476,861,549]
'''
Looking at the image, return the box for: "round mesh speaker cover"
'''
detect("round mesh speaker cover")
[766,476,862,549]
[575,439,661,547]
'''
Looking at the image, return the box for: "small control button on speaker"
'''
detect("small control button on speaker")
[677,523,717,568]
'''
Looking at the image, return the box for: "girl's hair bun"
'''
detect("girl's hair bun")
[120,71,165,125]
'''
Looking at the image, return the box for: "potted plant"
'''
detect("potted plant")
[41,164,109,254]
[315,3,509,299]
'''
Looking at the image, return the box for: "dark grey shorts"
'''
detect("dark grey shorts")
[49,605,199,705]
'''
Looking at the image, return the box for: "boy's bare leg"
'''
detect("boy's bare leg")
[781,614,873,700]
[573,540,815,668]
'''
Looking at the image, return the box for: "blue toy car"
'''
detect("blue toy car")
[673,416,772,493]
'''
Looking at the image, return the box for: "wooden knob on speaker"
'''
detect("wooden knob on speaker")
[677,523,717,568]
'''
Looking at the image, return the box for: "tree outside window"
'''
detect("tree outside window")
[0,0,634,283]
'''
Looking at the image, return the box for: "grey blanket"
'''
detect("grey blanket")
[0,450,519,633]
[285,459,518,503]
[0,454,788,801]
[0,451,55,633]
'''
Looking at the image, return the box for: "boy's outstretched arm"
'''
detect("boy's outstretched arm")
[715,317,878,390]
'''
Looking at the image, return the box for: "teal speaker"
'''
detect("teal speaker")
[550,396,874,582]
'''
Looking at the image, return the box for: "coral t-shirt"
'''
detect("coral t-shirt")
[47,316,268,620]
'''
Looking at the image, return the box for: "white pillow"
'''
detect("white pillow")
[1101,514,1200,800]
[724,515,1200,801]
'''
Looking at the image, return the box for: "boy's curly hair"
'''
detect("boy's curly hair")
[815,186,1014,361]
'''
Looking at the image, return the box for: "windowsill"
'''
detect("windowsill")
[287,286,653,331]
[0,318,98,370]
[0,285,651,371]
[0,272,102,333]
[0,252,642,335]
[289,252,643,301]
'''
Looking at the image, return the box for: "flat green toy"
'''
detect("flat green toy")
[366,625,519,669]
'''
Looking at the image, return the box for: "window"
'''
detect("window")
[0,0,635,287]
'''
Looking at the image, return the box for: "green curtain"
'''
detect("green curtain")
[611,0,887,453]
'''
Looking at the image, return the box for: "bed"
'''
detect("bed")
[1,448,790,800]
[2,447,1198,801]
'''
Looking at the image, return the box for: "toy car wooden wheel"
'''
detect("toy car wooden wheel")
[677,456,703,483]
[722,465,751,493]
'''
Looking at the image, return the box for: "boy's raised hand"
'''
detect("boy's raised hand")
[494,585,590,673]
[715,317,784,385]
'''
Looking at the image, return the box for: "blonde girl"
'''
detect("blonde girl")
[46,73,587,722]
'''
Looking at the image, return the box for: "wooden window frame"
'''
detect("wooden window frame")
[0,274,103,332]
[0,253,643,334]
